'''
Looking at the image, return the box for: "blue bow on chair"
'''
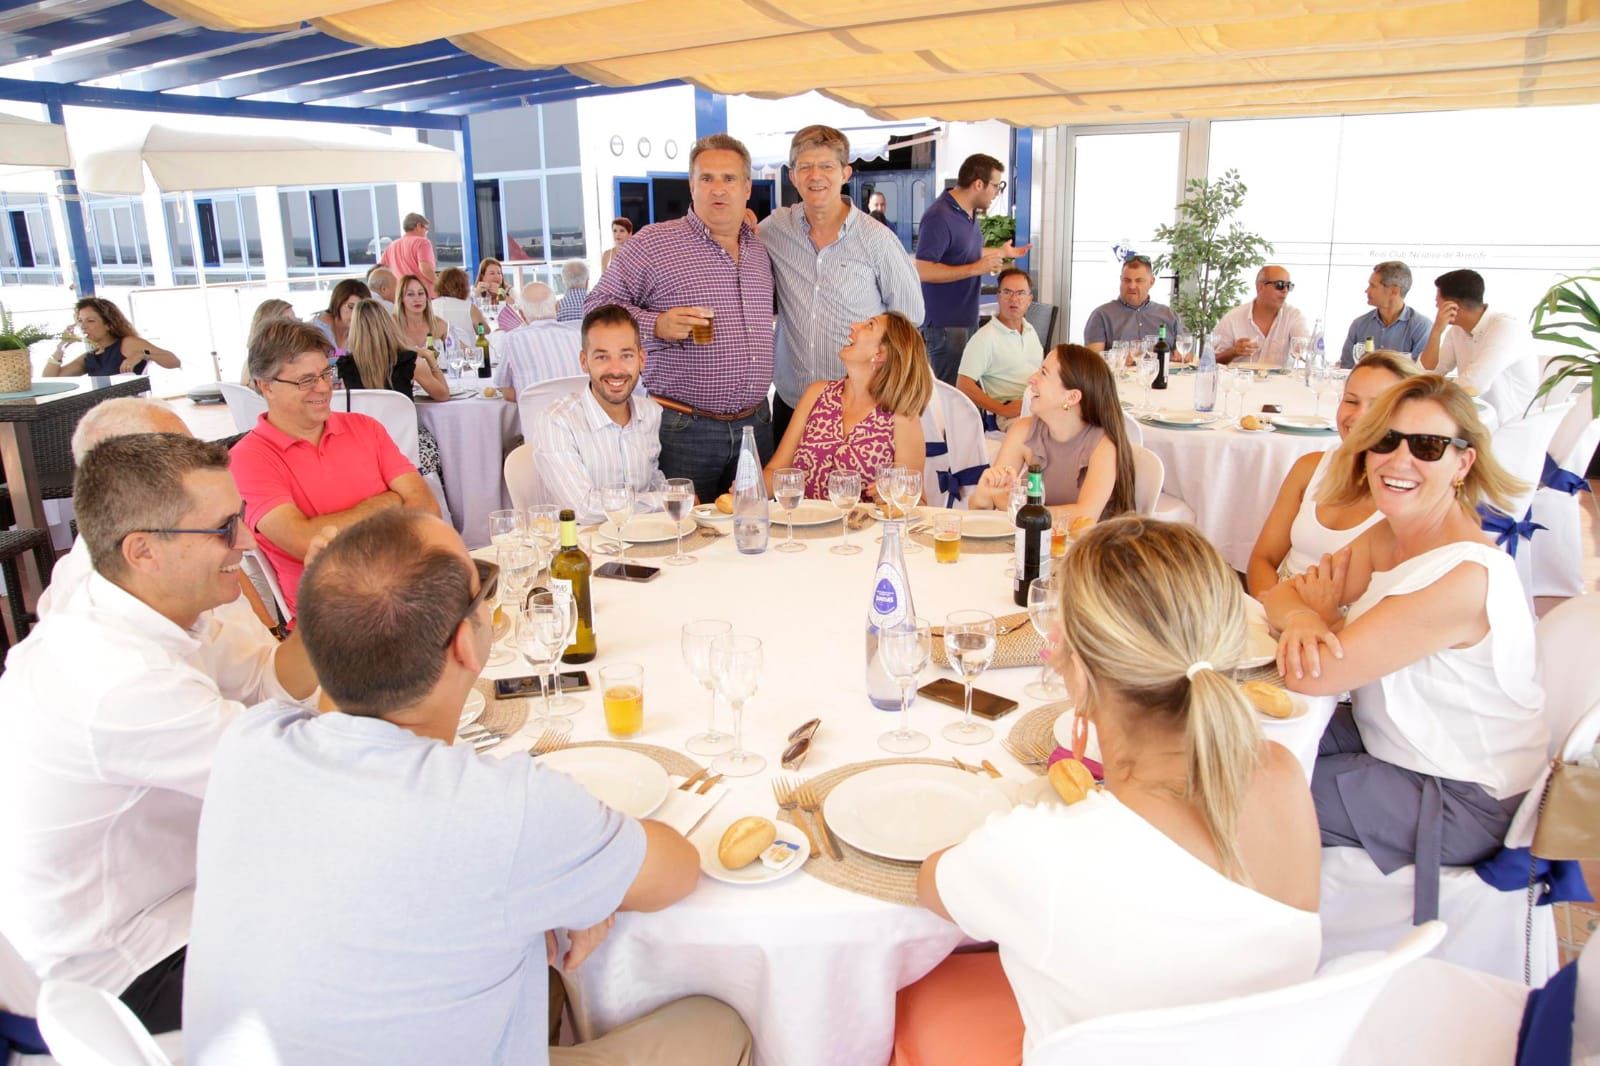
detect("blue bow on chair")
[1540,453,1592,496]
[1478,504,1546,558]
[936,465,986,508]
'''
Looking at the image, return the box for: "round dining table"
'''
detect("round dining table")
[476,511,1334,1065]
[416,388,518,549]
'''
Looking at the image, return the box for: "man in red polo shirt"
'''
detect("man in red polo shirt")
[379,213,437,296]
[230,320,438,618]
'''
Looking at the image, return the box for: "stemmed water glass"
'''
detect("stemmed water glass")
[773,468,806,553]
[827,470,862,555]
[877,617,931,753]
[662,478,696,565]
[710,633,764,777]
[891,466,925,554]
[1004,472,1028,577]
[519,591,574,732]
[682,619,734,755]
[1175,332,1196,367]
[488,509,524,552]
[599,482,634,559]
[1289,335,1310,375]
[1137,352,1158,413]
[1229,364,1252,418]
[941,609,997,745]
[1024,577,1066,700]
[1310,365,1339,421]
[1215,367,1235,419]
[525,505,559,558]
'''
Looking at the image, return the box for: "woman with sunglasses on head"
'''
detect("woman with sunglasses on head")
[1262,374,1543,924]
[44,297,180,377]
[1246,350,1420,596]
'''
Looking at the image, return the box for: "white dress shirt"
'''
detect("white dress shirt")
[530,386,665,524]
[1434,309,1535,425]
[0,573,304,993]
[1214,299,1310,366]
[491,321,584,399]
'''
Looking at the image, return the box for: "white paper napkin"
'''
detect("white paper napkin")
[654,776,729,836]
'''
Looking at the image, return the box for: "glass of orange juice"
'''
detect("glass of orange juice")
[601,663,645,738]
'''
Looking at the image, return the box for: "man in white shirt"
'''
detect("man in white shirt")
[1214,265,1310,366]
[184,509,751,1066]
[529,304,667,523]
[1421,268,1536,424]
[957,267,1044,426]
[364,265,398,312]
[494,282,584,403]
[0,433,320,1035]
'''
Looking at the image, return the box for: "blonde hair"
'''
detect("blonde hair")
[1353,349,1422,382]
[869,312,934,418]
[1056,516,1260,882]
[1318,373,1526,514]
[393,274,436,337]
[347,300,406,390]
[249,298,294,339]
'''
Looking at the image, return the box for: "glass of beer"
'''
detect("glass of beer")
[932,512,962,564]
[691,309,715,345]
[1050,517,1069,561]
[600,663,645,738]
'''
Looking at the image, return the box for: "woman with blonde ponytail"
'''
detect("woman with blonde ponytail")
[893,517,1320,1065]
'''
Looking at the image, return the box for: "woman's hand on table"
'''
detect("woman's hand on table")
[1276,609,1344,682]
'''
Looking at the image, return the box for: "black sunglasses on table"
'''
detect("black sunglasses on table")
[445,559,500,649]
[1368,429,1470,462]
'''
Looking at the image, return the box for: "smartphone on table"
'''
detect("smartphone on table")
[494,671,592,700]
[918,678,1019,720]
[594,561,661,582]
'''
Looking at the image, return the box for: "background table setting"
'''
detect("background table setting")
[414,380,517,549]
[464,501,1334,1065]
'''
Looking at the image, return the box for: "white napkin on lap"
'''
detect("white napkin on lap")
[654,776,728,836]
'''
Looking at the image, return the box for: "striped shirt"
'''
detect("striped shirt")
[585,211,774,415]
[491,321,584,399]
[530,387,664,524]
[759,203,924,408]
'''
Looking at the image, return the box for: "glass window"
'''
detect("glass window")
[216,198,242,264]
[546,172,585,260]
[92,207,116,264]
[424,181,463,266]
[374,184,400,241]
[131,207,150,267]
[196,200,222,266]
[241,193,263,267]
[542,102,580,168]
[5,211,28,268]
[165,200,195,268]
[114,205,136,265]
[502,177,543,261]
[341,187,376,265]
[309,189,344,268]
[280,192,312,269]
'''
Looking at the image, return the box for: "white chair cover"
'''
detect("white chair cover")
[336,390,452,523]
[1336,956,1527,1065]
[516,375,589,443]
[1507,594,1600,847]
[1029,923,1445,1066]
[920,381,988,509]
[242,550,288,627]
[503,443,537,512]
[3,925,54,1064]
[217,383,265,435]
[36,981,172,1066]
[1121,410,1144,446]
[1530,397,1599,598]
[1485,400,1574,608]
[1131,444,1164,516]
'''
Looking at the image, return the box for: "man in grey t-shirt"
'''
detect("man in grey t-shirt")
[184,510,751,1066]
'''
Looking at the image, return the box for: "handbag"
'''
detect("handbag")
[1531,758,1600,861]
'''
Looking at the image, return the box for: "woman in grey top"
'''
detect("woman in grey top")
[969,343,1136,522]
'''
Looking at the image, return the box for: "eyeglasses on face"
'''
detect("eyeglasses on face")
[998,288,1033,299]
[984,178,1008,194]
[270,367,337,391]
[120,507,247,548]
[444,558,500,650]
[1368,429,1470,462]
[1262,280,1295,292]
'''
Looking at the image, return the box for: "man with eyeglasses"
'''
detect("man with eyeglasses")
[915,153,1028,386]
[185,509,752,1066]
[230,318,438,620]
[956,267,1042,427]
[1083,254,1180,354]
[0,433,322,1037]
[759,125,923,443]
[1213,265,1310,366]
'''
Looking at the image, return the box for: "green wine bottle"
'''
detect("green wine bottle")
[549,508,596,663]
[1013,464,1052,607]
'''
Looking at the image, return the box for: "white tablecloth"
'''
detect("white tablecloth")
[478,518,1332,1064]
[1137,371,1335,571]
[417,393,516,549]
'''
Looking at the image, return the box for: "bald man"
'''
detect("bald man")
[1213,265,1311,366]
[365,266,398,311]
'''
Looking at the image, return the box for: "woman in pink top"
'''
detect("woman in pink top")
[764,311,932,499]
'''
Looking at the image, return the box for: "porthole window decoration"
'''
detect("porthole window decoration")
[609,135,624,157]
[637,137,652,158]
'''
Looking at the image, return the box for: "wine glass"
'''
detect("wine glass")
[682,619,734,755]
[877,617,931,753]
[520,591,573,732]
[600,482,634,560]
[773,468,806,553]
[497,543,537,658]
[941,609,997,745]
[1175,332,1196,367]
[1024,577,1066,700]
[1215,367,1236,419]
[1311,365,1339,421]
[1136,353,1158,413]
[891,466,925,554]
[1229,363,1252,417]
[710,633,764,777]
[1289,335,1310,373]
[827,470,862,555]
[488,509,524,552]
[525,505,559,557]
[543,584,583,714]
[662,478,696,566]
[1004,472,1029,577]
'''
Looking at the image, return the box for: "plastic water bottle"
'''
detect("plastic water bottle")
[1193,335,1218,412]
[732,426,769,555]
[865,520,914,709]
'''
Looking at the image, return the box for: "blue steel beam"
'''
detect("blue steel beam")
[0,1,175,64]
[389,73,585,113]
[278,54,490,103]
[327,65,570,109]
[1011,127,1033,275]
[125,32,351,92]
[32,25,275,83]
[210,39,461,99]
[694,87,726,141]
[443,80,680,117]
[460,121,478,272]
[47,99,95,296]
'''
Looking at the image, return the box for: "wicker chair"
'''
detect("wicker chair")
[0,526,54,664]
[0,377,152,527]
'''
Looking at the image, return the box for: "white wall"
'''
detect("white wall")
[576,85,697,272]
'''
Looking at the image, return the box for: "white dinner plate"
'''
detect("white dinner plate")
[458,688,486,728]
[960,512,1015,539]
[536,747,670,819]
[695,817,812,885]
[598,514,697,543]
[1269,414,1337,434]
[823,764,1012,862]
[692,503,733,526]
[1052,712,1104,763]
[1239,622,1278,668]
[1231,361,1284,375]
[769,499,842,527]
[869,504,925,523]
[1140,409,1221,429]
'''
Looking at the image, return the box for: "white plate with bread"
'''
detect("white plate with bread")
[1240,680,1309,722]
[696,815,811,885]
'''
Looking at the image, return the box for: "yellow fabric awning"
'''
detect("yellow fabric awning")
[148,0,1600,124]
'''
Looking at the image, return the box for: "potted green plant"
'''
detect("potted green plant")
[1530,272,1600,418]
[1151,169,1272,339]
[0,303,55,394]
[979,214,1016,249]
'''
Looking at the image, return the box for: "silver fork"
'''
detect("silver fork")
[796,779,842,861]
[1003,736,1049,768]
[771,776,821,855]
[528,727,570,756]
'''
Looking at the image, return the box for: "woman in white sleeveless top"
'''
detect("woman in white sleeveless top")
[1263,374,1545,922]
[894,519,1321,1064]
[1246,350,1418,596]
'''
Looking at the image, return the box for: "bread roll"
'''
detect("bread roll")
[1068,515,1095,537]
[1242,680,1294,719]
[1048,758,1097,805]
[715,493,734,515]
[1240,414,1264,431]
[717,816,777,869]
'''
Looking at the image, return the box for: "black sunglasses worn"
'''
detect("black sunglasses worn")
[1368,429,1470,462]
[444,558,499,649]
[121,507,247,547]
[1263,280,1294,292]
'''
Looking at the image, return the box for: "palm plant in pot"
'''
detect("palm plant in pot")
[1530,272,1600,418]
[0,303,56,394]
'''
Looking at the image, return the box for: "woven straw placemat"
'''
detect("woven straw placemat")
[776,757,962,906]
[928,612,1045,671]
[475,678,529,736]
[539,740,701,777]
[1006,700,1073,775]
[908,529,1014,555]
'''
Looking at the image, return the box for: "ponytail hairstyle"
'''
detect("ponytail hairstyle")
[1055,516,1260,882]
[346,300,405,390]
[1053,343,1136,516]
[869,311,935,418]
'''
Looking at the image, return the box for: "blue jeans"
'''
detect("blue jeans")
[658,401,774,505]
[920,325,971,387]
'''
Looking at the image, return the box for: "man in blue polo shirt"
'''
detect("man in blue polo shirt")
[1338,259,1433,367]
[915,153,1028,385]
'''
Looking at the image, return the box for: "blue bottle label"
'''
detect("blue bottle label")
[871,564,907,628]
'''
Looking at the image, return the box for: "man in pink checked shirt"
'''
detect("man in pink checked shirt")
[584,133,775,504]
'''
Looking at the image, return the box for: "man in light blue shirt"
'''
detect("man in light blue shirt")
[184,509,752,1066]
[957,267,1043,426]
[1339,259,1433,367]
[761,125,924,444]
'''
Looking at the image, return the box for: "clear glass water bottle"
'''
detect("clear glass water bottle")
[1193,334,1218,412]
[865,520,914,709]
[732,426,769,555]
